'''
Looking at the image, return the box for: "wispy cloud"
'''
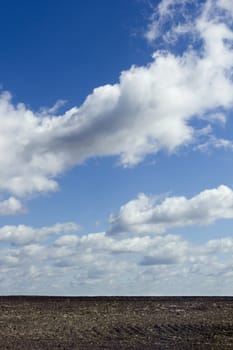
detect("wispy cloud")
[197,136,233,152]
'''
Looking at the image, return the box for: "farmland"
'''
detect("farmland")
[0,296,233,349]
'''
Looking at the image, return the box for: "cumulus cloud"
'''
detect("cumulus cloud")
[206,237,233,253]
[0,222,80,245]
[0,220,233,295]
[0,223,191,294]
[108,185,233,235]
[0,0,232,200]
[0,197,24,215]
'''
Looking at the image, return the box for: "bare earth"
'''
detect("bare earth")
[0,296,233,349]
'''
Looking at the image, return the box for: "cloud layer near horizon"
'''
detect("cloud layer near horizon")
[0,218,232,295]
[0,182,232,294]
[0,0,232,204]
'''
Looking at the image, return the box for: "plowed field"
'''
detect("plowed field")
[0,296,233,349]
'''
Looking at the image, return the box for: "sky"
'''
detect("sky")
[0,0,233,295]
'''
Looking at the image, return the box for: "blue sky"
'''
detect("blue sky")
[0,0,233,295]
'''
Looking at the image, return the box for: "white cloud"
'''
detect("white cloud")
[217,0,233,16]
[197,136,233,152]
[0,224,192,294]
[0,197,24,215]
[206,237,233,253]
[145,0,198,43]
[0,221,233,295]
[0,0,232,200]
[0,222,80,245]
[108,185,233,235]
[201,112,227,125]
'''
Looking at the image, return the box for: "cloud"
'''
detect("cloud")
[108,185,233,235]
[0,224,191,294]
[0,197,24,215]
[206,237,233,253]
[0,222,80,245]
[217,0,233,16]
[140,255,178,265]
[196,136,233,152]
[145,0,197,43]
[0,220,233,295]
[0,0,232,200]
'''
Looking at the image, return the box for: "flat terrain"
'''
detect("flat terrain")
[0,296,233,349]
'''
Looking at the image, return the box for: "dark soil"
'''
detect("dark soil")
[0,296,233,349]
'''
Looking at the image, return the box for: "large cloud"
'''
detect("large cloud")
[108,185,233,235]
[0,0,233,199]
